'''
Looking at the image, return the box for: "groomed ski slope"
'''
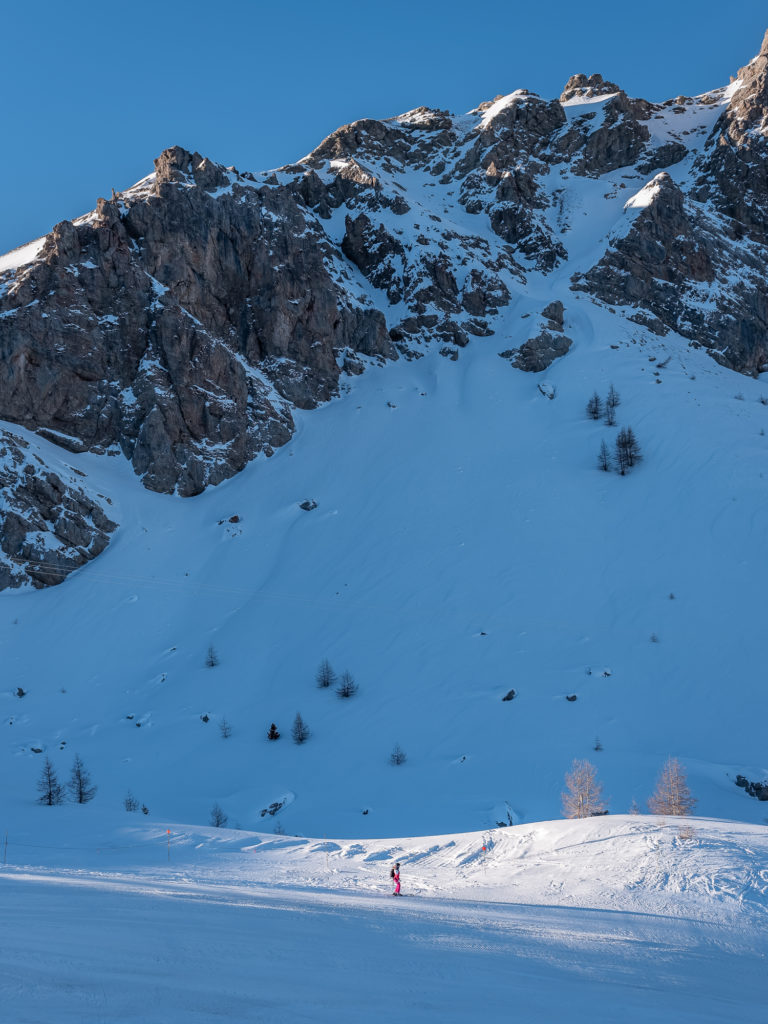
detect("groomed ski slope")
[1,815,766,1023]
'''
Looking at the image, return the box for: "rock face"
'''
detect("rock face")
[501,302,573,373]
[693,30,768,244]
[556,84,653,177]
[574,168,768,374]
[0,149,393,497]
[3,30,768,586]
[0,432,116,590]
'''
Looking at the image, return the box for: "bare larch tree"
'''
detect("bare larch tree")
[647,757,697,816]
[561,758,607,818]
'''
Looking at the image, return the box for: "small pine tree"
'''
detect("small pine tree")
[336,671,359,698]
[219,718,232,739]
[561,759,607,818]
[124,791,140,812]
[586,392,603,420]
[390,744,407,766]
[267,722,280,741]
[205,645,219,668]
[316,659,337,689]
[604,402,617,427]
[37,758,65,806]
[597,439,612,472]
[647,757,697,816]
[629,799,641,815]
[606,383,620,410]
[210,802,228,828]
[68,753,97,804]
[615,426,642,474]
[292,712,310,744]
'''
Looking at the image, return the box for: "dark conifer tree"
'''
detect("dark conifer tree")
[615,426,642,474]
[292,712,310,744]
[316,659,337,689]
[37,758,65,806]
[336,671,359,698]
[598,439,612,472]
[586,392,603,420]
[68,753,97,804]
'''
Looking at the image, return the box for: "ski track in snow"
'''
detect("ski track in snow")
[1,815,767,1023]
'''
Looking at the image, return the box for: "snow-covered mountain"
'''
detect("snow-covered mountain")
[0,32,767,839]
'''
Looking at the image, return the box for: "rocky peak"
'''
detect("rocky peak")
[153,146,228,192]
[560,73,621,104]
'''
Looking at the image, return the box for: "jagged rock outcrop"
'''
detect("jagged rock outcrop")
[555,85,653,176]
[500,302,573,372]
[693,30,768,244]
[560,73,623,104]
[0,432,116,590]
[573,172,768,374]
[575,173,714,302]
[0,148,393,495]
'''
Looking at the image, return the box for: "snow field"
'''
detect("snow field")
[2,298,767,838]
[1,814,766,1023]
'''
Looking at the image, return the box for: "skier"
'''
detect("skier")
[390,862,401,895]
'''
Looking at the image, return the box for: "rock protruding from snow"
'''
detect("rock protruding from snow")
[0,432,117,591]
[574,168,768,374]
[500,303,572,373]
[559,73,621,104]
[693,29,768,247]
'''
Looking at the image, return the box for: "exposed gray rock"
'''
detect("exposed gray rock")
[542,300,565,330]
[636,141,688,175]
[560,73,622,104]
[693,30,768,245]
[0,432,117,591]
[575,173,714,299]
[0,149,394,496]
[510,329,573,373]
[554,89,653,176]
[572,170,768,373]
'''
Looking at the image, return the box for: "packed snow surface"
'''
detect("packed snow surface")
[1,814,766,1022]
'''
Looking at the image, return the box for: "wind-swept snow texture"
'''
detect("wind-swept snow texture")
[1,815,766,1023]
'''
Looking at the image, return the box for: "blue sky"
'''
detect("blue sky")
[1,1,766,252]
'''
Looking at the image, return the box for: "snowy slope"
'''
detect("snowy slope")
[1,814,766,1022]
[0,289,766,838]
